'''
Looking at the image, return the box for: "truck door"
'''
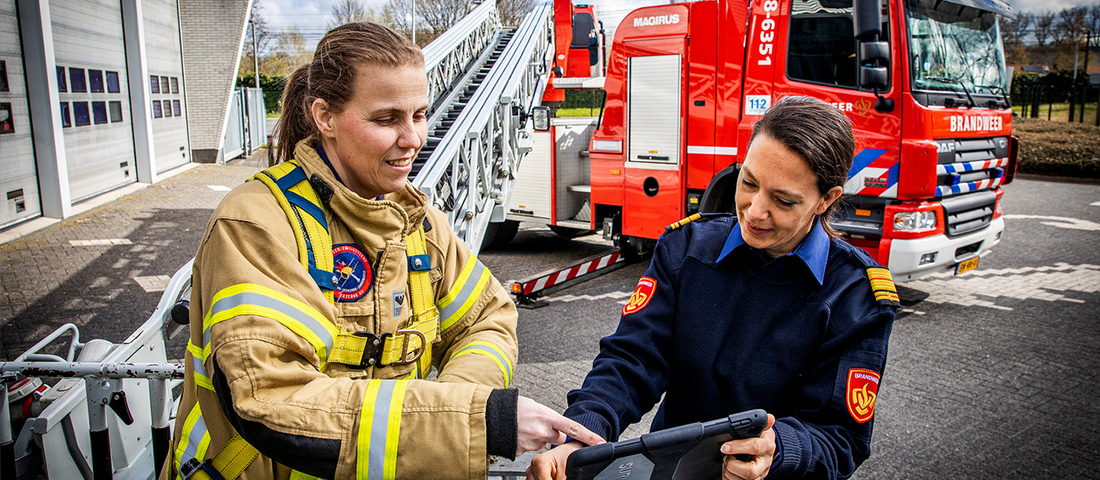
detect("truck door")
[770,0,902,196]
[623,52,685,239]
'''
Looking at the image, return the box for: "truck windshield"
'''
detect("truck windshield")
[905,0,1007,99]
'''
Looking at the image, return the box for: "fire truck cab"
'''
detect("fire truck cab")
[513,0,1018,281]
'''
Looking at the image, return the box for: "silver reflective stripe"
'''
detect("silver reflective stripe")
[204,290,335,361]
[438,260,488,326]
[180,414,209,477]
[192,349,208,378]
[369,381,397,480]
[459,344,512,383]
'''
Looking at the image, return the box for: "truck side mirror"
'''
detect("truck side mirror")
[532,106,551,131]
[860,41,889,64]
[853,0,881,41]
[860,66,889,90]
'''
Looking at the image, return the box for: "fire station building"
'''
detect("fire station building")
[0,0,252,230]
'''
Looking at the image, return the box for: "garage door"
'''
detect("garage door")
[144,0,189,173]
[52,0,136,202]
[0,0,41,227]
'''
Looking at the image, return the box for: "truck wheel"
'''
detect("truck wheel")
[482,220,520,250]
[700,165,741,214]
[548,225,592,239]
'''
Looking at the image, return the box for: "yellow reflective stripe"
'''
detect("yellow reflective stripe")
[204,283,337,370]
[176,403,211,478]
[188,341,214,392]
[449,341,513,387]
[437,258,490,331]
[357,380,406,480]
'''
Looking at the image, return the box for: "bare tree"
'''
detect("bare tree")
[382,0,466,46]
[1033,11,1056,48]
[329,0,380,29]
[241,0,276,78]
[497,0,536,28]
[1053,7,1087,70]
[264,28,314,77]
[1000,12,1031,65]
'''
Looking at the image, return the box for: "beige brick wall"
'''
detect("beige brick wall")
[178,0,251,163]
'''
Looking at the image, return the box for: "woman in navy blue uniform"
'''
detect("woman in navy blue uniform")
[528,96,898,480]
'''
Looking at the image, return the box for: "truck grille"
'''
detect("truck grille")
[935,137,1011,197]
[940,190,996,238]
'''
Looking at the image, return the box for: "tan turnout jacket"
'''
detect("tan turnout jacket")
[165,139,518,479]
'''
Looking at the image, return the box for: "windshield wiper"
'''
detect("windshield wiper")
[925,76,977,108]
[975,84,1010,109]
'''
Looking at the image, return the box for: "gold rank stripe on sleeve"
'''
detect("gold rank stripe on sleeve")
[357,380,409,480]
[448,341,514,387]
[437,257,491,331]
[665,213,703,232]
[865,267,901,307]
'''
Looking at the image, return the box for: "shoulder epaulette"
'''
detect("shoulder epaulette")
[664,212,733,233]
[865,267,901,308]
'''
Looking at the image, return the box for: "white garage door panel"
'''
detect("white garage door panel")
[0,0,42,227]
[144,0,189,172]
[52,0,135,201]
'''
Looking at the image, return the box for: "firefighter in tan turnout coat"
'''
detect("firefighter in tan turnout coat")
[164,22,602,480]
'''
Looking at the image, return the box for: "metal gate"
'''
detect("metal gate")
[220,87,265,163]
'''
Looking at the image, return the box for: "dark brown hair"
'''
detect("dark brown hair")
[274,22,424,164]
[749,96,855,238]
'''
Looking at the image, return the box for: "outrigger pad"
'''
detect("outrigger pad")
[565,409,768,480]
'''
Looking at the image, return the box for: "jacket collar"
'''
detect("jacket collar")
[716,218,830,285]
[292,137,428,238]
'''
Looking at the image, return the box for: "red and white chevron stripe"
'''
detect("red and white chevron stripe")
[518,251,623,296]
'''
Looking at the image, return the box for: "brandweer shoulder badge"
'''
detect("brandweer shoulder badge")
[846,368,881,423]
[623,276,657,315]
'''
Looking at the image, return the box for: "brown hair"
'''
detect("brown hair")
[749,96,855,238]
[274,22,424,164]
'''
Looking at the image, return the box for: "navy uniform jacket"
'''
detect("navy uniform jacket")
[563,214,896,480]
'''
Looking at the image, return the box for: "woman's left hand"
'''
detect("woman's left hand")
[720,414,777,480]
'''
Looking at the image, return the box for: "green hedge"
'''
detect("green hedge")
[1014,117,1100,179]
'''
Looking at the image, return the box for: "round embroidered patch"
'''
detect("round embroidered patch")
[332,244,373,302]
[846,368,881,424]
[622,276,657,316]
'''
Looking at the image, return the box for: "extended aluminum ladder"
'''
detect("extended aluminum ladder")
[413,1,555,254]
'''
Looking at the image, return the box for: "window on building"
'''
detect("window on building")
[160,76,170,94]
[173,99,181,116]
[57,66,67,92]
[152,100,162,118]
[1,61,8,92]
[73,102,90,126]
[150,75,160,94]
[109,101,123,122]
[60,102,71,127]
[163,100,172,117]
[171,77,179,94]
[92,102,108,124]
[70,68,86,93]
[106,71,120,93]
[89,70,104,93]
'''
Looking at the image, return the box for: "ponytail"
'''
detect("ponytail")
[274,64,315,165]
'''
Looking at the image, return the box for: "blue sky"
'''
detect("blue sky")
[260,0,1096,52]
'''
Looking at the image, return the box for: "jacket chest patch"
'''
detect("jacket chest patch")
[333,244,373,302]
[846,368,881,423]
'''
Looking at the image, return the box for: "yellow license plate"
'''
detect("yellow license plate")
[955,257,979,275]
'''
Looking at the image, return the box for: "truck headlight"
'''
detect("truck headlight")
[893,211,937,232]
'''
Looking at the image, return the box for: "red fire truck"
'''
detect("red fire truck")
[509,0,1018,282]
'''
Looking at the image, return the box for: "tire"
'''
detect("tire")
[548,225,593,239]
[481,220,520,250]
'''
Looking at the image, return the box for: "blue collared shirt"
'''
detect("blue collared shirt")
[716,218,831,285]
